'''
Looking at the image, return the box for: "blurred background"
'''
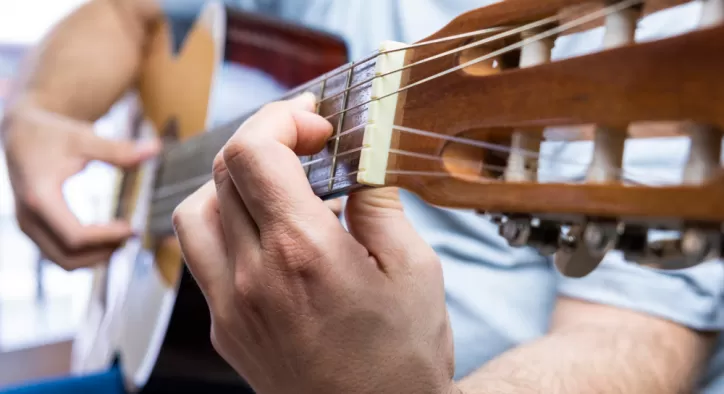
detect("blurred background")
[0,0,130,386]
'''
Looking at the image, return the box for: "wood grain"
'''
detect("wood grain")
[389,8,724,222]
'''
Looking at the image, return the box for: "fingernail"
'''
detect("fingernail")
[291,92,317,110]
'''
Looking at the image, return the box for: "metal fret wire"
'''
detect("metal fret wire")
[305,77,327,178]
[328,69,354,190]
[150,0,648,215]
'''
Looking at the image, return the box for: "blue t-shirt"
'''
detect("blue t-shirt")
[165,0,724,391]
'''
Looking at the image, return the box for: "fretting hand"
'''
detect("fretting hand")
[2,104,160,270]
[172,93,459,394]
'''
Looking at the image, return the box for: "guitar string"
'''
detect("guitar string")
[149,159,504,220]
[162,17,554,164]
[313,16,558,107]
[151,0,650,207]
[389,125,670,184]
[162,0,637,172]
[148,153,633,222]
[162,2,629,168]
[153,120,687,220]
[150,118,677,212]
[322,0,643,121]
[277,26,511,102]
[152,126,666,217]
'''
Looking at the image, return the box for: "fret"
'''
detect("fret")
[147,55,380,236]
[307,57,376,197]
[304,77,327,179]
[328,69,353,190]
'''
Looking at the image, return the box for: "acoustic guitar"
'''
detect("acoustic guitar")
[72,0,724,392]
[71,3,347,393]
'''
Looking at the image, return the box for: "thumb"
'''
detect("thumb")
[75,131,161,168]
[345,187,433,276]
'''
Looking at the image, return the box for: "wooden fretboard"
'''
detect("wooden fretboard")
[147,56,378,236]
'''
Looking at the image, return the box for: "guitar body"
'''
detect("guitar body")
[71,3,348,392]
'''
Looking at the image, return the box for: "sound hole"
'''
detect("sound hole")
[440,128,513,180]
[456,37,520,76]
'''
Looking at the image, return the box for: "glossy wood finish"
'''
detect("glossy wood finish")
[389,1,724,223]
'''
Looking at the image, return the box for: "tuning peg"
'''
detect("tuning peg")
[616,223,649,263]
[498,216,531,247]
[497,216,562,256]
[680,228,721,265]
[621,226,721,270]
[583,221,621,257]
[527,219,562,256]
[554,223,607,278]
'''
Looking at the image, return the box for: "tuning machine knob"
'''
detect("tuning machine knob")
[555,222,610,278]
[634,227,722,270]
[497,215,561,256]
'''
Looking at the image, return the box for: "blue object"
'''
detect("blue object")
[0,366,124,394]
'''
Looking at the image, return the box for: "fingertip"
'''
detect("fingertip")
[291,110,334,155]
[103,220,135,237]
[289,92,318,111]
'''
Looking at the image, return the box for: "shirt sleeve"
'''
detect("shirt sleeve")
[558,249,724,331]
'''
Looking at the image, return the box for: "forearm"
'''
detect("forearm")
[456,298,715,393]
[8,0,161,120]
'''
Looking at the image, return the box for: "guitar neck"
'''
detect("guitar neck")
[147,56,380,236]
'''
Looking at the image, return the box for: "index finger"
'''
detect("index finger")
[221,94,336,231]
[29,184,132,252]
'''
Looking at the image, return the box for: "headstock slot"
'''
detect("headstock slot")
[456,34,523,77]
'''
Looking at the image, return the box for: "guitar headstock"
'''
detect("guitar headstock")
[355,0,724,275]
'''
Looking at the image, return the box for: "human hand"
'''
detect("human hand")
[172,93,458,394]
[1,104,160,270]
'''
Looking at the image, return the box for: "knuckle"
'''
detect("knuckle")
[16,213,32,234]
[173,185,216,233]
[211,152,227,182]
[263,227,326,274]
[222,135,253,167]
[233,271,256,302]
[62,233,85,252]
[20,186,42,213]
[171,201,189,232]
[54,257,78,272]
[211,310,234,337]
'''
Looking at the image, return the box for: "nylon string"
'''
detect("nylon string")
[150,0,652,216]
